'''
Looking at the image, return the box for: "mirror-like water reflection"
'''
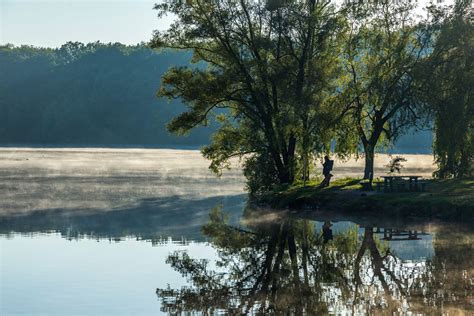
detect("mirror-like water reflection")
[1,202,472,315]
[1,234,216,315]
[0,149,470,315]
[156,206,473,315]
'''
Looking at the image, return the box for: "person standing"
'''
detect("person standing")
[320,155,334,187]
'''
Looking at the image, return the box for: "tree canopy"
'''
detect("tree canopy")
[337,0,433,181]
[420,0,473,178]
[152,0,351,192]
[0,42,213,146]
[0,40,431,151]
[153,0,472,188]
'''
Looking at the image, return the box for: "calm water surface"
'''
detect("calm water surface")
[0,149,471,315]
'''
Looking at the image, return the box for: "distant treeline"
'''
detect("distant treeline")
[0,42,215,146]
[0,42,430,151]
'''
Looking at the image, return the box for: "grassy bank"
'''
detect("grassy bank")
[259,177,474,221]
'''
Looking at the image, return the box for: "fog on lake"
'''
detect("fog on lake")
[1,148,471,315]
[0,148,435,215]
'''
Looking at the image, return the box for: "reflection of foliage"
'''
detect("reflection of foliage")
[410,227,474,313]
[158,207,473,314]
[352,228,407,312]
[158,207,352,314]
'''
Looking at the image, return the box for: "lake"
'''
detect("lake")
[0,148,472,315]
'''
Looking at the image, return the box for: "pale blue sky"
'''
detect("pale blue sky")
[1,0,452,48]
[0,0,173,47]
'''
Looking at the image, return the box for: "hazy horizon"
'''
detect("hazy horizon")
[0,0,174,48]
[1,0,453,48]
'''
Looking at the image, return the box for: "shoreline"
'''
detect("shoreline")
[0,144,432,155]
[257,177,474,222]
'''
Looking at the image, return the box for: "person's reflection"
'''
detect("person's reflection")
[322,220,333,243]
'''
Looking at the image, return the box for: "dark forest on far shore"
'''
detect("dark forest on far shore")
[0,42,431,152]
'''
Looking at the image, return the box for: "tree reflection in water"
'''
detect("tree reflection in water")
[157,206,473,315]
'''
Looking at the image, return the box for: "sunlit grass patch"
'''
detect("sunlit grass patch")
[258,177,474,220]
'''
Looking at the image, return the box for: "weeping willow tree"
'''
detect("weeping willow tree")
[336,0,432,183]
[423,0,473,178]
[151,0,349,194]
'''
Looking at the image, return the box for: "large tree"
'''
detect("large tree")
[151,0,346,193]
[338,0,431,182]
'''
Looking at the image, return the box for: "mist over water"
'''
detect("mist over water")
[0,148,245,216]
[0,148,435,216]
[1,148,471,316]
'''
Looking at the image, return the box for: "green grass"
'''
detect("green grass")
[258,177,474,220]
[366,178,474,216]
[260,177,365,208]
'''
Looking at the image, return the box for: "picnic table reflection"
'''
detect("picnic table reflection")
[374,227,428,241]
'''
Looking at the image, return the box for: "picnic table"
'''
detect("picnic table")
[379,175,423,192]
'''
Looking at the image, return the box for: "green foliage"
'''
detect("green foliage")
[385,155,407,174]
[0,42,214,145]
[259,177,363,208]
[337,0,433,179]
[366,177,474,218]
[260,176,474,217]
[421,0,474,178]
[152,0,347,192]
[242,152,280,197]
[0,41,430,153]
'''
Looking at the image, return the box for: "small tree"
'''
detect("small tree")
[385,156,407,174]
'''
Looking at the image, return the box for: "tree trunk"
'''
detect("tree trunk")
[364,143,375,182]
[287,224,302,314]
[275,155,290,184]
[301,127,310,186]
[286,134,297,184]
